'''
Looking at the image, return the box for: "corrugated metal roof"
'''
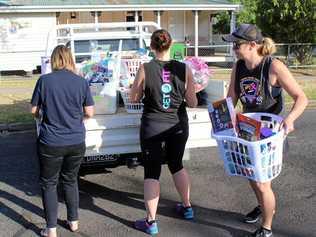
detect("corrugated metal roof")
[2,0,234,6]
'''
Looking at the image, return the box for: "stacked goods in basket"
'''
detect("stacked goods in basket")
[119,88,143,113]
[208,97,285,182]
[208,98,278,141]
[119,57,151,113]
[120,56,152,89]
[208,97,236,136]
[78,57,120,114]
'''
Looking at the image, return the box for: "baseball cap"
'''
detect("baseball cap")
[222,24,263,43]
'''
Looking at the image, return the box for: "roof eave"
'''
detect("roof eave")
[0,4,241,13]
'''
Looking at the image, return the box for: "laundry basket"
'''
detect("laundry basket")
[119,88,143,113]
[212,113,285,182]
[123,58,149,79]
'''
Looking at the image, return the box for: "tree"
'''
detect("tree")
[213,0,258,34]
[256,0,315,43]
[256,0,316,64]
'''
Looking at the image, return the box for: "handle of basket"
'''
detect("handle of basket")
[278,127,287,139]
[279,120,289,139]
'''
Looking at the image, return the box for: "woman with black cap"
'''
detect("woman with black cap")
[223,24,308,237]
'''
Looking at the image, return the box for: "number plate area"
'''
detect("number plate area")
[84,154,119,163]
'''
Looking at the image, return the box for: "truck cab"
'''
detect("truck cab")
[50,21,158,64]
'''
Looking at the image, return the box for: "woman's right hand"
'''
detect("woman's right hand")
[280,116,295,136]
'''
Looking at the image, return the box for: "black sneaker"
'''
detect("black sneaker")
[249,227,273,237]
[244,206,262,223]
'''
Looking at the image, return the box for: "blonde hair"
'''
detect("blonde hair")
[51,45,76,72]
[257,37,276,56]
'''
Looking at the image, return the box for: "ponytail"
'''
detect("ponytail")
[150,29,172,52]
[258,37,276,56]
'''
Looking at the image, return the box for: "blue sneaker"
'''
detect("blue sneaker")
[135,219,158,235]
[175,203,194,220]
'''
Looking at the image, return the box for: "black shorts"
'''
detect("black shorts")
[140,121,189,180]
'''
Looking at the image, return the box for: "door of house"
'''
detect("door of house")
[168,11,184,42]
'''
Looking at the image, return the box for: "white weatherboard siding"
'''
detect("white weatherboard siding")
[0,12,56,71]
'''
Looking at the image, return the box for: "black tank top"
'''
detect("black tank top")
[235,56,283,114]
[142,59,188,124]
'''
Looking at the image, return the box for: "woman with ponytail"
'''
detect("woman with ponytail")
[131,29,197,235]
[223,24,308,237]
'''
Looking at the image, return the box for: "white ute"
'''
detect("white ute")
[38,21,228,175]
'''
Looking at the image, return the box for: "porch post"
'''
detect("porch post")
[154,11,162,27]
[209,14,213,44]
[230,11,236,56]
[91,11,101,31]
[135,11,139,32]
[94,11,98,25]
[135,11,139,23]
[194,10,200,57]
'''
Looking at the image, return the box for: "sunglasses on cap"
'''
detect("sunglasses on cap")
[233,41,249,50]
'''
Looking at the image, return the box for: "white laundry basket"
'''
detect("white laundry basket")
[119,88,143,113]
[212,113,285,182]
[123,58,148,79]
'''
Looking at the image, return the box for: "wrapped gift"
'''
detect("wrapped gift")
[183,57,213,93]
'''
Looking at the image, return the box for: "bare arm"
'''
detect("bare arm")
[271,60,308,134]
[130,64,145,103]
[226,63,239,107]
[31,106,40,118]
[185,65,198,108]
[84,106,94,119]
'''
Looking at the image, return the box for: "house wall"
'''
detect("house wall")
[57,12,93,24]
[0,9,221,71]
[57,10,212,44]
[161,11,185,42]
[143,11,155,22]
[183,11,212,45]
[0,12,56,71]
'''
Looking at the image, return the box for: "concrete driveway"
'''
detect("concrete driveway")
[0,110,315,237]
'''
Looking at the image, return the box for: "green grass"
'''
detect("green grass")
[0,76,37,124]
[0,104,34,124]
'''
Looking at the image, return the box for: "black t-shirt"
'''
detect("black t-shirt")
[31,69,94,146]
[235,56,283,114]
[141,59,188,139]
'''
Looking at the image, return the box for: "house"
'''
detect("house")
[0,0,241,72]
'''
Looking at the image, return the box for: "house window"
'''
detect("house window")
[126,11,142,30]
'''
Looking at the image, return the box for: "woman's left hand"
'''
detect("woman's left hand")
[280,116,295,135]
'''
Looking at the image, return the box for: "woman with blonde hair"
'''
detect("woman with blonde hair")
[31,45,94,237]
[223,24,308,237]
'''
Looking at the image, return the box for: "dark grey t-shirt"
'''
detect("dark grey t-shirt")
[140,59,188,139]
[31,69,94,146]
[235,56,283,114]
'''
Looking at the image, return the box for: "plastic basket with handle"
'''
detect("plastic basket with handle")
[119,88,143,113]
[123,58,149,79]
[212,112,285,182]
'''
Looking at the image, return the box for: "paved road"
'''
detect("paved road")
[0,110,315,237]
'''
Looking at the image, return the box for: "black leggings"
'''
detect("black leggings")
[140,122,189,180]
[37,142,85,228]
